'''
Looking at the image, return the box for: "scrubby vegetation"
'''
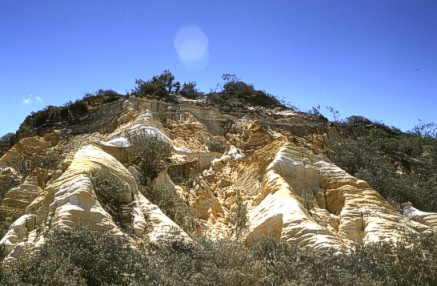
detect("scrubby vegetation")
[127,131,195,232]
[0,225,153,285]
[206,73,283,110]
[40,149,62,170]
[132,70,284,109]
[140,184,195,233]
[327,116,437,211]
[0,133,14,156]
[82,89,123,106]
[10,151,34,176]
[133,69,180,101]
[90,173,133,232]
[0,170,20,239]
[11,70,288,140]
[179,81,203,99]
[167,161,197,187]
[228,191,248,238]
[21,101,89,130]
[16,90,124,137]
[206,140,226,153]
[127,131,172,183]
[1,225,436,285]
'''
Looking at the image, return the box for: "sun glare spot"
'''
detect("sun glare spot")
[174,25,209,70]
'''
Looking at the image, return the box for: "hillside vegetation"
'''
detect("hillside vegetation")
[1,224,436,285]
[327,116,437,212]
[0,71,436,285]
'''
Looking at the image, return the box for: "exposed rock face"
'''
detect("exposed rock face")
[0,133,59,173]
[0,168,21,201]
[0,175,43,218]
[0,96,436,260]
[247,170,344,251]
[403,203,437,229]
[0,144,189,260]
[245,142,429,250]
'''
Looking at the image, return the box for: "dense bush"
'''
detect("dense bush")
[31,105,62,127]
[0,176,19,203]
[0,213,19,242]
[0,170,20,239]
[90,173,133,232]
[131,71,285,108]
[205,91,228,107]
[1,225,436,285]
[206,140,226,153]
[179,81,203,99]
[17,89,124,137]
[0,133,14,155]
[66,100,88,117]
[151,232,437,286]
[82,89,122,106]
[127,130,196,231]
[40,149,62,170]
[19,100,89,133]
[9,151,34,176]
[127,131,172,183]
[205,74,283,110]
[134,70,180,100]
[220,74,282,108]
[167,162,197,187]
[140,184,195,233]
[328,116,437,211]
[228,191,248,237]
[1,225,154,285]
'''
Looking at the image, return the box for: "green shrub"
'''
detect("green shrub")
[205,74,283,109]
[229,192,248,238]
[0,173,20,202]
[9,151,34,176]
[31,105,62,127]
[410,120,437,139]
[140,184,195,233]
[147,238,256,285]
[2,228,436,285]
[90,174,133,232]
[127,132,172,183]
[83,89,122,106]
[327,117,437,211]
[40,149,61,170]
[133,70,180,100]
[167,161,197,187]
[0,133,14,155]
[327,138,436,211]
[0,213,19,242]
[18,100,89,134]
[220,74,282,108]
[146,232,437,285]
[205,92,229,108]
[206,140,226,153]
[67,100,88,116]
[1,224,154,285]
[180,81,203,99]
[329,117,437,211]
[0,170,20,238]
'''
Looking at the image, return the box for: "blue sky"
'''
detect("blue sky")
[1,0,436,135]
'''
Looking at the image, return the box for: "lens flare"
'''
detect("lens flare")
[174,25,209,70]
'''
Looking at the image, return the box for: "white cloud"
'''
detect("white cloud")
[22,94,43,105]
